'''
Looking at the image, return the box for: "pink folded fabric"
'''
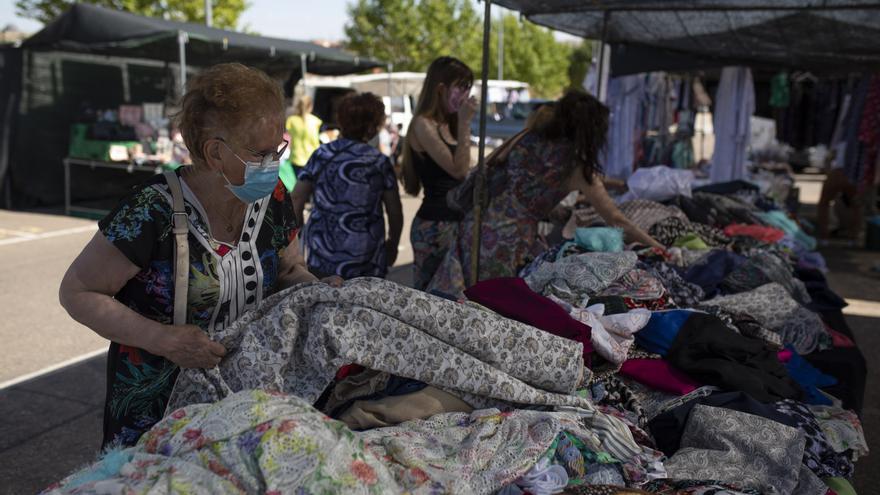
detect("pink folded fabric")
[777,348,795,363]
[723,223,786,243]
[826,326,856,348]
[619,358,702,395]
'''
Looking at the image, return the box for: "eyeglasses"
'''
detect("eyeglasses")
[215,136,289,169]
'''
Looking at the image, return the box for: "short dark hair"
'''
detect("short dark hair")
[336,92,386,142]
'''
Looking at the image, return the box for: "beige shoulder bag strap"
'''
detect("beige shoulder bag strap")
[164,171,189,326]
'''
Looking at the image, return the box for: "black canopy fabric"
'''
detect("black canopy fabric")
[22,3,383,77]
[494,1,880,74]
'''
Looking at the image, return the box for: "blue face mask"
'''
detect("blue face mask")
[221,143,280,203]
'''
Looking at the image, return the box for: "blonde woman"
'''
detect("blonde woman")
[286,94,323,176]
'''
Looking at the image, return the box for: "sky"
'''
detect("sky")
[1,0,579,42]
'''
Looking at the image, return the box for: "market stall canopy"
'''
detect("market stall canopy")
[22,3,384,77]
[493,0,880,74]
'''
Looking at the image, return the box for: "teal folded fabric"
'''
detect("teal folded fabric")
[573,227,624,253]
[757,210,817,251]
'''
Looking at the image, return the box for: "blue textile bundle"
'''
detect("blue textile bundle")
[572,227,625,253]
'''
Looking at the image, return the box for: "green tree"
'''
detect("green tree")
[567,39,593,91]
[488,14,572,98]
[15,0,248,30]
[345,0,481,72]
[345,1,576,98]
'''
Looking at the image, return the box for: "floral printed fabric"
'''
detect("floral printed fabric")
[772,400,855,479]
[44,390,659,495]
[808,405,870,461]
[699,283,828,355]
[428,132,577,298]
[168,278,595,414]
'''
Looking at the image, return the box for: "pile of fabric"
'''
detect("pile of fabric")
[45,182,867,494]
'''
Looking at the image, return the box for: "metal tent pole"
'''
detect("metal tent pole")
[470,0,493,286]
[177,31,188,96]
[205,0,212,27]
[387,63,393,101]
[497,9,504,81]
[300,53,308,91]
[596,10,610,103]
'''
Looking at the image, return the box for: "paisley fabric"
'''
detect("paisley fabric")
[699,283,828,355]
[43,390,657,495]
[663,405,810,495]
[641,479,763,495]
[524,252,638,306]
[600,269,667,301]
[640,261,706,308]
[168,278,591,414]
[573,200,690,232]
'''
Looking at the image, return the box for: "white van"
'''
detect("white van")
[303,73,529,137]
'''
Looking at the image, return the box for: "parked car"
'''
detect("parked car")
[471,100,551,146]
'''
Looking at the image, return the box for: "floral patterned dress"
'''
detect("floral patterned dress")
[429,132,575,297]
[97,170,297,447]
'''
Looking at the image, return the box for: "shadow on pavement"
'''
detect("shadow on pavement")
[0,354,106,494]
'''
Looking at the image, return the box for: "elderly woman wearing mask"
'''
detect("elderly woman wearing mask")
[59,63,338,448]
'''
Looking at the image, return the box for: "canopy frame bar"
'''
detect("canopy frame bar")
[469,0,494,285]
[520,3,880,16]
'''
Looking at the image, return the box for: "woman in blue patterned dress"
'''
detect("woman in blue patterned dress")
[292,92,404,279]
[59,64,340,448]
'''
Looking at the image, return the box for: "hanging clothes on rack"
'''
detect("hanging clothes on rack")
[711,67,755,183]
[856,74,880,192]
[603,75,647,179]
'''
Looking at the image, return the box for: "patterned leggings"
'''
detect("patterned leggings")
[410,217,458,291]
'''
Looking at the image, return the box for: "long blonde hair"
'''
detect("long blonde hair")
[294,95,313,118]
[400,56,474,196]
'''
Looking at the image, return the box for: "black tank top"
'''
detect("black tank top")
[413,137,464,222]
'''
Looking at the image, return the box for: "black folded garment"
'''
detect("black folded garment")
[665,312,803,403]
[693,179,760,195]
[796,268,848,312]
